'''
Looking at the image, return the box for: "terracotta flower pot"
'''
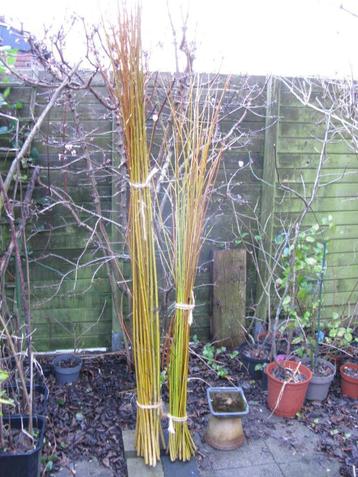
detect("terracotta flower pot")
[265,360,312,418]
[340,362,358,399]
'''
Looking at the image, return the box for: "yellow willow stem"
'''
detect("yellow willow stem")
[167,77,228,461]
[105,5,161,466]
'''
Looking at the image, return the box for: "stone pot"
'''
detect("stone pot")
[305,358,336,401]
[206,415,245,450]
[205,386,249,450]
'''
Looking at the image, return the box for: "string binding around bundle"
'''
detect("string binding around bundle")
[175,291,195,325]
[136,400,162,413]
[129,167,159,189]
[136,401,188,434]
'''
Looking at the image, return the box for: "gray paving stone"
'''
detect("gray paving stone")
[268,418,321,454]
[279,459,341,477]
[265,436,316,463]
[200,463,284,477]
[127,458,164,477]
[199,439,274,471]
[161,454,199,477]
[55,459,112,477]
[122,429,137,458]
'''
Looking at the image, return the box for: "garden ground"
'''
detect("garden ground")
[39,347,357,477]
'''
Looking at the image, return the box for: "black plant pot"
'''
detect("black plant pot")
[0,415,46,477]
[239,344,270,380]
[53,354,82,385]
[4,383,49,416]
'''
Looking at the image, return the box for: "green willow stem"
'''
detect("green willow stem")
[106,6,161,466]
[166,77,227,461]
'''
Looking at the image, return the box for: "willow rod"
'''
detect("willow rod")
[105,5,161,466]
[165,76,228,461]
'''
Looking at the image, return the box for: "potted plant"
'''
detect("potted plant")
[265,360,312,417]
[51,325,85,385]
[275,226,337,401]
[205,386,249,449]
[322,313,357,367]
[238,337,271,381]
[340,363,358,399]
[295,242,336,401]
[0,369,46,477]
[53,353,82,385]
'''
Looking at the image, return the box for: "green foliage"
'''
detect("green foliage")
[325,312,355,349]
[234,232,249,246]
[202,343,229,378]
[0,370,14,410]
[276,219,333,359]
[0,47,17,105]
[191,334,200,345]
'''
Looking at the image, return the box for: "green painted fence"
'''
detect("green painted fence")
[1,75,357,351]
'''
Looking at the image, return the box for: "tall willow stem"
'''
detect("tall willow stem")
[166,77,227,461]
[106,6,161,466]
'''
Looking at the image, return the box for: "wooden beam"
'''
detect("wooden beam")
[212,248,246,348]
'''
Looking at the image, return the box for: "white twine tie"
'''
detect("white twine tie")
[167,414,188,434]
[175,292,195,326]
[129,167,159,189]
[136,400,162,415]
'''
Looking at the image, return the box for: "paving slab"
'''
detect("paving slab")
[127,457,164,477]
[161,454,200,477]
[198,438,274,471]
[200,463,284,477]
[279,459,340,477]
[122,429,137,458]
[55,459,112,477]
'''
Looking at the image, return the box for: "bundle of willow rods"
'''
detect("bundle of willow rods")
[107,7,161,466]
[166,77,227,461]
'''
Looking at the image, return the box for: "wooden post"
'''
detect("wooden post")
[212,248,246,348]
[255,77,280,326]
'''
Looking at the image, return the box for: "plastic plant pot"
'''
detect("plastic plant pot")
[340,362,358,399]
[4,383,49,416]
[265,360,312,418]
[305,358,336,401]
[53,354,82,385]
[205,387,249,450]
[239,343,270,380]
[0,415,46,477]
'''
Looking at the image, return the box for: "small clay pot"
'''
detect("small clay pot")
[305,358,336,401]
[205,415,245,450]
[265,360,312,418]
[53,354,82,385]
[340,362,358,399]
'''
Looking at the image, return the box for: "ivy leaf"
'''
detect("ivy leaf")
[344,332,353,342]
[305,257,317,266]
[2,86,11,99]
